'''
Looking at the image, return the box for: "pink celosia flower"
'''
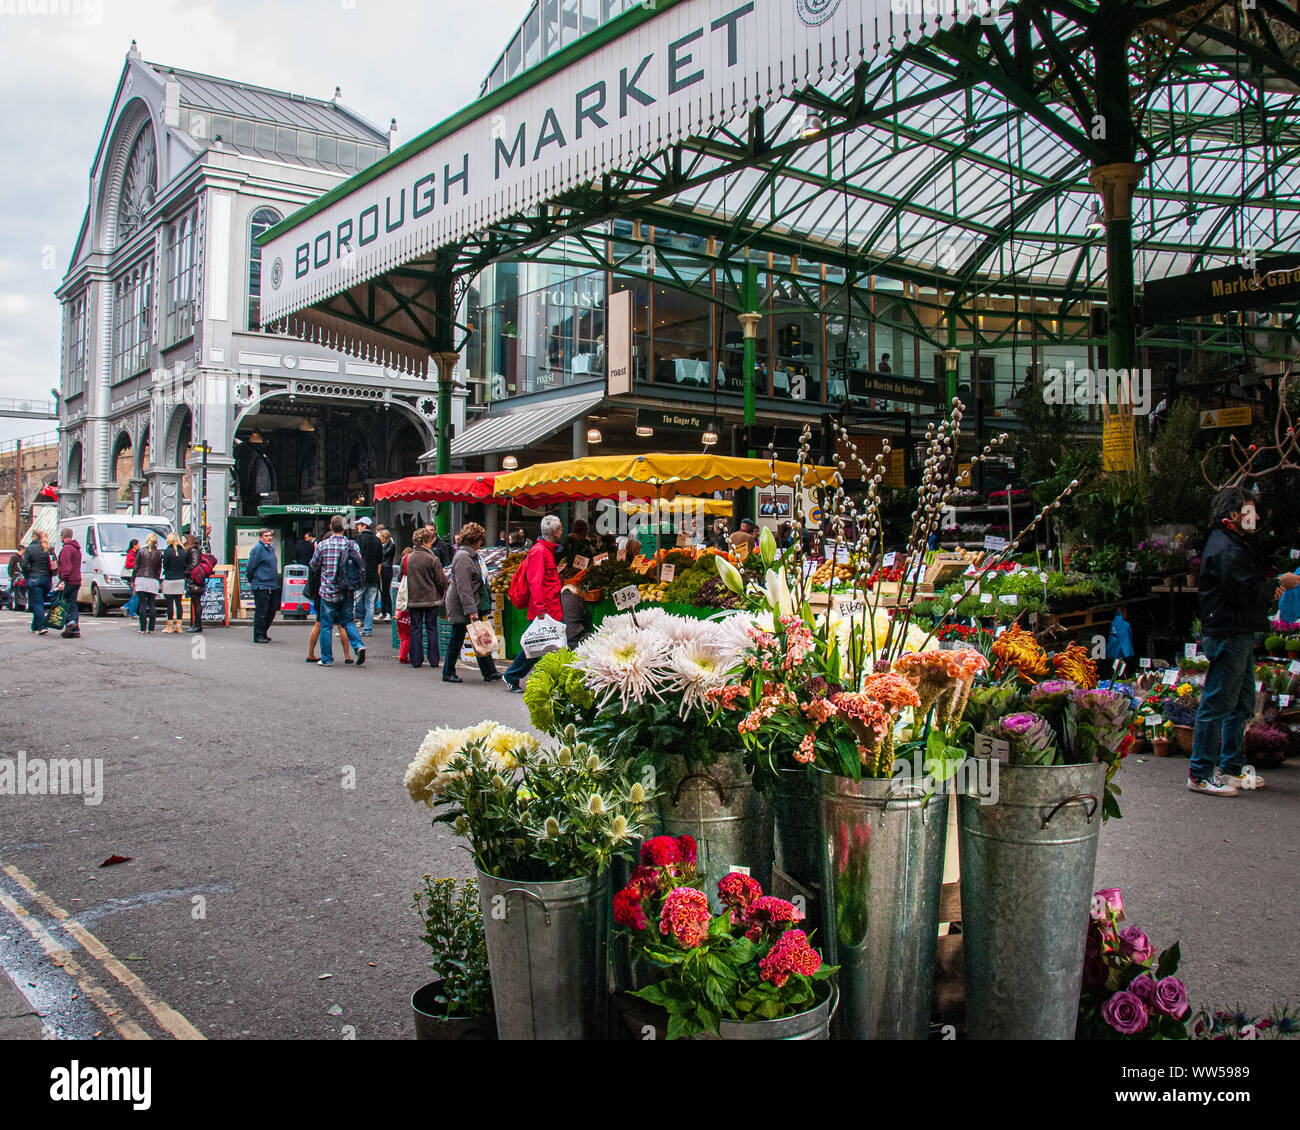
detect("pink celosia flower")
[758,928,822,987]
[659,886,712,948]
[744,895,804,941]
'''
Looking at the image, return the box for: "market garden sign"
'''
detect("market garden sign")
[259,0,873,325]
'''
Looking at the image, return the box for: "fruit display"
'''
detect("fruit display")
[489,551,526,594]
[638,581,669,602]
[810,560,856,586]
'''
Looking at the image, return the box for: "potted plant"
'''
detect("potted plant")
[1286,635,1300,661]
[406,721,649,1039]
[410,875,494,1040]
[1266,634,1286,658]
[620,867,837,1039]
[1151,721,1173,758]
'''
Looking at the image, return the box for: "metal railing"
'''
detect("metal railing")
[0,397,58,420]
[0,431,59,457]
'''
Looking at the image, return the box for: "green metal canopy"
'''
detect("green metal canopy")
[259,0,1300,375]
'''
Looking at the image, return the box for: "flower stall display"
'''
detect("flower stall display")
[410,875,494,1040]
[406,722,650,1039]
[622,869,837,1039]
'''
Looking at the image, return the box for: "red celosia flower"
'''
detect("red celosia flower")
[613,886,648,930]
[659,886,712,948]
[676,834,698,865]
[717,871,762,923]
[758,928,822,988]
[640,836,682,866]
[743,895,804,941]
[860,671,922,713]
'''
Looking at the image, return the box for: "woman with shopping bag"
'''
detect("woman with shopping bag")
[442,523,501,684]
[403,529,447,671]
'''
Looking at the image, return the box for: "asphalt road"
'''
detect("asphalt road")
[0,607,1295,1040]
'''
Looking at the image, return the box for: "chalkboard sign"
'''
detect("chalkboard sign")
[201,576,227,624]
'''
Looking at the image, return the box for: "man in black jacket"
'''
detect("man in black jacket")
[1190,487,1299,795]
[353,517,383,637]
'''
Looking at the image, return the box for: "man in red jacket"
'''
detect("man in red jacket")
[56,528,83,639]
[502,514,563,692]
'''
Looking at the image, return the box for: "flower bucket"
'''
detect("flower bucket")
[657,752,773,910]
[818,775,949,1040]
[477,870,608,1040]
[411,980,496,1040]
[705,981,838,1041]
[769,768,822,892]
[957,761,1106,1040]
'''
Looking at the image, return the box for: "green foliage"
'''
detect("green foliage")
[522,649,596,736]
[583,694,734,773]
[1145,401,1219,528]
[431,728,651,882]
[412,876,492,1020]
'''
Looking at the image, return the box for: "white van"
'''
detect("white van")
[62,514,176,616]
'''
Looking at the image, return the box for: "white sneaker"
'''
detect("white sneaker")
[1188,774,1238,796]
[1222,767,1265,790]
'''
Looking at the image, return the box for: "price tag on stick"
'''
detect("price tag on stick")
[660,564,676,583]
[974,733,1011,762]
[1139,658,1152,669]
[573,556,590,570]
[593,553,608,566]
[613,584,642,612]
[1162,669,1178,686]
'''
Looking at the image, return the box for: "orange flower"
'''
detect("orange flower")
[991,624,1049,681]
[1052,644,1098,689]
[860,671,922,714]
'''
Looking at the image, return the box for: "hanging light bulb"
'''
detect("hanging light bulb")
[636,425,654,438]
[502,454,519,470]
[298,418,315,432]
[701,423,719,446]
[801,113,824,139]
[248,430,264,444]
[587,427,603,444]
[1086,208,1106,233]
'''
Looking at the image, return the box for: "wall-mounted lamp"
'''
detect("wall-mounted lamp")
[502,454,519,470]
[587,427,603,445]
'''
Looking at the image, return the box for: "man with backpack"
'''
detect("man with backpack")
[502,513,563,692]
[308,514,367,668]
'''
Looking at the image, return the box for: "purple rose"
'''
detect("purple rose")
[1082,954,1108,990]
[1095,887,1124,919]
[1119,925,1155,965]
[1129,974,1157,1006]
[1102,990,1150,1036]
[1154,976,1189,1019]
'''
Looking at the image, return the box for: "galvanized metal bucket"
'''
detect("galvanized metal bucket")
[770,767,823,891]
[657,752,773,909]
[476,869,608,1040]
[697,982,839,1041]
[818,775,949,1040]
[957,761,1107,1040]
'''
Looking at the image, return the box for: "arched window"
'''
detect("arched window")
[248,207,282,332]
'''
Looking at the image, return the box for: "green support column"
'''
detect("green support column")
[1092,169,1140,371]
[944,318,960,404]
[740,261,760,457]
[432,350,460,538]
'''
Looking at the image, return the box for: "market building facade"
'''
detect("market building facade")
[54,43,456,555]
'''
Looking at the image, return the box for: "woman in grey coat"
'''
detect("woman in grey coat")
[442,523,500,684]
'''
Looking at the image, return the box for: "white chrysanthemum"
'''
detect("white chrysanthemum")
[666,640,733,715]
[709,612,762,660]
[572,625,674,709]
[658,614,708,646]
[404,727,465,806]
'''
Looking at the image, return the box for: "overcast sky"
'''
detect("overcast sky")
[0,0,536,447]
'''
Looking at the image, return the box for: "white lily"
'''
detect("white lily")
[765,567,794,618]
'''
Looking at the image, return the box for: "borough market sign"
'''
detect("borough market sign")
[259,0,872,326]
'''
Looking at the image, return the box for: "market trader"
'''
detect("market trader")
[1189,486,1300,796]
[247,528,280,644]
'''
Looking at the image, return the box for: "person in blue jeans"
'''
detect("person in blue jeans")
[309,515,367,668]
[1189,486,1300,796]
[20,533,53,635]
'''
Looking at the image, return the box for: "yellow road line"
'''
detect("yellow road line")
[3,864,205,1041]
[0,890,150,1041]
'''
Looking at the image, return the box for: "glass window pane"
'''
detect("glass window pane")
[233,118,254,148]
[524,6,541,67]
[336,139,357,168]
[276,127,296,157]
[297,131,317,160]
[210,115,232,143]
[255,122,275,151]
[507,32,522,77]
[316,134,336,164]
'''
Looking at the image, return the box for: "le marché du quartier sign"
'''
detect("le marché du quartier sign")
[260,0,884,325]
[1142,256,1300,323]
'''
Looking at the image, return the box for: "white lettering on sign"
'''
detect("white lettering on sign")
[613,584,642,611]
[660,564,676,583]
[974,733,1011,762]
[261,0,864,345]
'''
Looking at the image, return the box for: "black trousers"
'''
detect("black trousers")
[380,566,394,616]
[136,591,157,632]
[444,621,499,681]
[190,595,203,628]
[408,606,441,668]
[253,589,278,640]
[165,592,184,618]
